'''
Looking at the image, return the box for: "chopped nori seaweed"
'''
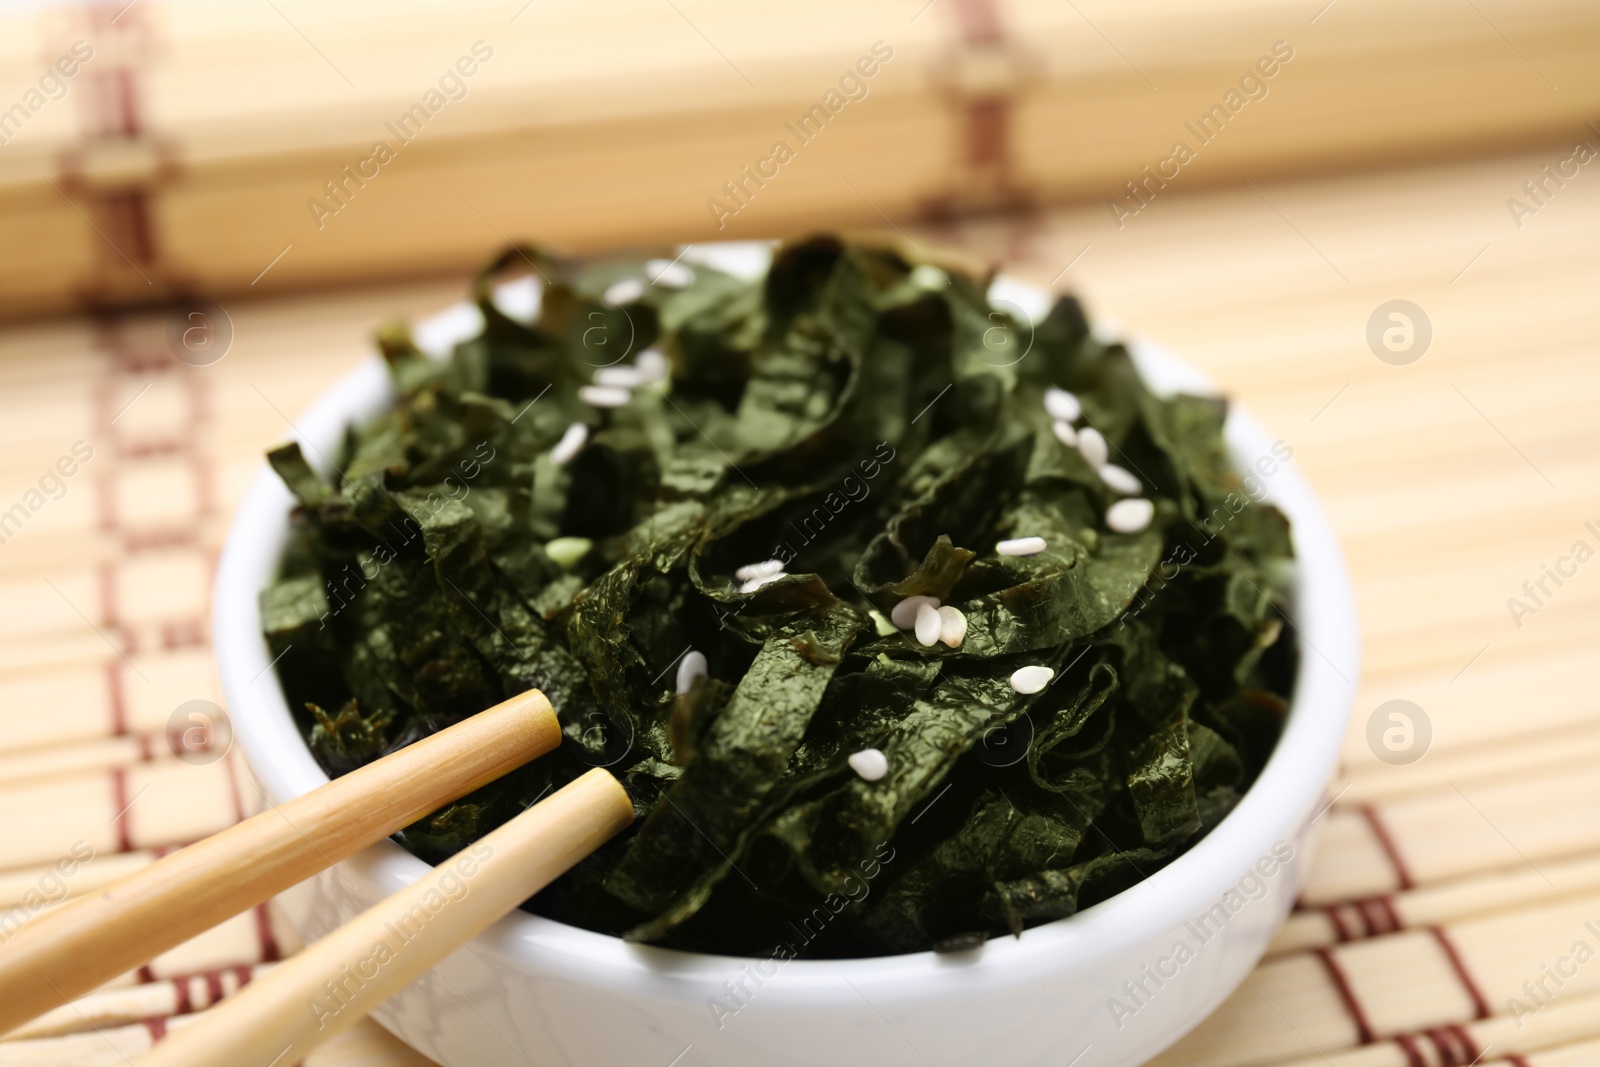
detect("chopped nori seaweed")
[263,235,1296,957]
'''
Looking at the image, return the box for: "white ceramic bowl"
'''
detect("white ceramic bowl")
[214,247,1359,1067]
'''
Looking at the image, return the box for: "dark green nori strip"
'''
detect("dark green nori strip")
[263,235,1296,957]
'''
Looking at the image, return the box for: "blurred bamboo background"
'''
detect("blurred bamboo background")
[1,0,1599,320]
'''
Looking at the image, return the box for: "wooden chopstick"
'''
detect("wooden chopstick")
[0,689,562,1036]
[132,767,634,1067]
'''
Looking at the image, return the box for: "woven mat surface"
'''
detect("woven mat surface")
[6,0,1599,320]
[0,144,1595,1065]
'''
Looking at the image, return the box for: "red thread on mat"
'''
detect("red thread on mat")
[142,1016,167,1042]
[1314,947,1376,1044]
[97,560,119,631]
[94,464,117,532]
[172,975,192,1016]
[254,904,282,962]
[1325,896,1406,943]
[136,964,155,985]
[1424,1025,1480,1066]
[194,452,216,519]
[1394,1033,1426,1067]
[964,97,1010,169]
[1429,927,1491,1020]
[1359,896,1404,937]
[1506,1056,1533,1067]
[125,528,198,552]
[110,766,134,852]
[219,749,246,824]
[919,0,1033,226]
[952,0,1002,44]
[106,660,127,735]
[1360,805,1414,890]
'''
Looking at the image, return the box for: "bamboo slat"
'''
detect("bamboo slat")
[0,850,153,911]
[0,1012,436,1067]
[0,735,212,787]
[1296,761,1600,906]
[1335,721,1600,806]
[1520,1037,1600,1067]
[1153,894,1600,1067]
[2,966,270,1041]
[1271,989,1600,1066]
[1273,850,1600,957]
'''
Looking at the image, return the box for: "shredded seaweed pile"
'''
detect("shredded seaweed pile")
[262,235,1296,957]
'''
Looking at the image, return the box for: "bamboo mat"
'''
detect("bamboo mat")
[0,143,1597,1065]
[3,0,1599,321]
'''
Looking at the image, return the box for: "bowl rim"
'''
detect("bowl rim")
[214,256,1359,1006]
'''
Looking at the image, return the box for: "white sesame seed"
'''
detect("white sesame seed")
[545,536,592,568]
[734,558,785,581]
[1078,427,1109,468]
[997,536,1047,557]
[676,650,707,695]
[550,422,588,466]
[848,747,889,781]
[1043,387,1081,422]
[1106,498,1155,534]
[914,602,943,647]
[646,259,695,288]
[414,302,485,359]
[491,276,541,323]
[890,594,940,629]
[1010,665,1054,694]
[739,572,786,594]
[635,348,669,382]
[595,365,642,388]
[602,278,646,306]
[1099,464,1141,495]
[1090,317,1122,345]
[579,384,631,409]
[1052,420,1078,447]
[937,605,966,648]
[547,534,592,566]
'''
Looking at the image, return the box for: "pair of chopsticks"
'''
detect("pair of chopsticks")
[0,690,634,1066]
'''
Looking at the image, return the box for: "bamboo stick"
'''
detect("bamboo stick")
[133,767,634,1067]
[0,689,561,1035]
